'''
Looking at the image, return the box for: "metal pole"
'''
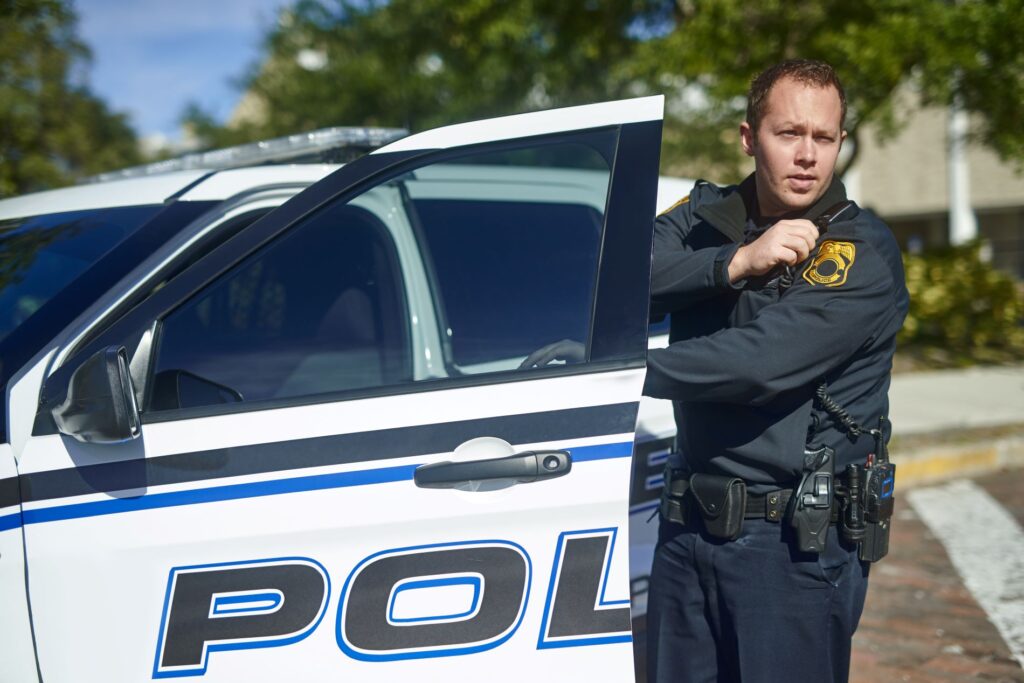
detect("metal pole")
[948,96,978,246]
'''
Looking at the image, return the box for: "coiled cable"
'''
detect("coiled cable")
[815,382,864,440]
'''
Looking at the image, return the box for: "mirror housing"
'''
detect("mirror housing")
[52,345,141,444]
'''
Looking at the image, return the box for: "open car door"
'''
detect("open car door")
[14,96,663,682]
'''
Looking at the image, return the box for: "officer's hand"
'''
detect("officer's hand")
[728,219,819,282]
[519,340,585,369]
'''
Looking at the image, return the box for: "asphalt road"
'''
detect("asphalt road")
[631,466,1024,682]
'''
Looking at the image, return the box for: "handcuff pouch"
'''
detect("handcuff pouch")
[689,473,746,540]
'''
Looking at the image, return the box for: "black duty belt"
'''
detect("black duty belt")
[662,468,842,526]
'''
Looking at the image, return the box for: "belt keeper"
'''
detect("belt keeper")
[766,490,784,522]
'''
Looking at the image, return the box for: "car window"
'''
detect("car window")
[150,203,409,410]
[411,190,604,371]
[147,132,614,413]
[0,206,162,345]
[0,203,209,443]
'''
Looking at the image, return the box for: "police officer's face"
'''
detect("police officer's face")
[740,77,846,217]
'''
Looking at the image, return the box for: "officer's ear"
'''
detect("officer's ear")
[740,121,755,157]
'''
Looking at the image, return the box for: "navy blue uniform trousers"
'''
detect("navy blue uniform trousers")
[646,516,869,683]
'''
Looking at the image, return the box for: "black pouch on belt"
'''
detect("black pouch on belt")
[689,474,747,540]
[659,466,691,525]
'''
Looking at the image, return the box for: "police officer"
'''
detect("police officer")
[643,60,909,682]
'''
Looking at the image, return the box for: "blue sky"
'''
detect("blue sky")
[75,0,287,143]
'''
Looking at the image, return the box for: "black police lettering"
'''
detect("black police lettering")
[337,541,530,661]
[538,530,631,647]
[154,558,329,678]
[153,533,632,672]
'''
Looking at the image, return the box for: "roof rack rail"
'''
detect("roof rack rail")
[83,126,409,184]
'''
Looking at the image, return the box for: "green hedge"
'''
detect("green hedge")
[899,242,1024,366]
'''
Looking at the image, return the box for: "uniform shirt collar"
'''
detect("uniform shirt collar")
[696,173,848,243]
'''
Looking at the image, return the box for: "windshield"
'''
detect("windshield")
[0,206,162,344]
[0,201,216,444]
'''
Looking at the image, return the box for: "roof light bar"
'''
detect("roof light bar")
[84,127,409,183]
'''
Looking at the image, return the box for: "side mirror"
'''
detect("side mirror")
[52,345,141,444]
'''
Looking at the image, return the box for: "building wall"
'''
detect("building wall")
[853,103,950,218]
[847,90,1024,277]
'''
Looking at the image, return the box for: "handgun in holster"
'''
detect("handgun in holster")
[789,445,834,553]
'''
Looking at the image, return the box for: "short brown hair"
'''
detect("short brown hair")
[745,59,847,132]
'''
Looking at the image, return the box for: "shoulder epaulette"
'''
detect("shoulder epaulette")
[658,194,690,217]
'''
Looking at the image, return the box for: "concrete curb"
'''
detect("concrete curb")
[891,425,1024,486]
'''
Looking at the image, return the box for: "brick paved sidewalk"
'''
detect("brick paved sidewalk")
[851,479,1023,682]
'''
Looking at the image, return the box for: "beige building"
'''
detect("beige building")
[845,96,1024,278]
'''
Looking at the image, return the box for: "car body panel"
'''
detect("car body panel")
[0,172,209,221]
[375,96,662,153]
[0,443,39,683]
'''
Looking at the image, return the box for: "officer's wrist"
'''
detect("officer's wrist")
[727,246,750,283]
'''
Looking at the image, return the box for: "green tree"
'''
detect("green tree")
[190,0,1024,183]
[0,0,140,197]
[634,0,1024,180]
[186,0,668,148]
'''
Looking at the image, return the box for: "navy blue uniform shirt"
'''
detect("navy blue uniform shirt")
[643,175,910,493]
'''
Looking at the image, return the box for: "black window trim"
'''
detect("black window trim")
[36,120,662,432]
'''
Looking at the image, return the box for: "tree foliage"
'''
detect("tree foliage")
[900,242,1024,366]
[189,0,1024,183]
[634,0,1024,180]
[188,0,668,147]
[0,0,140,197]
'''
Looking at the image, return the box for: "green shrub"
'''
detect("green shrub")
[899,241,1024,366]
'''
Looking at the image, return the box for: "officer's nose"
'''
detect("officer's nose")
[795,136,816,168]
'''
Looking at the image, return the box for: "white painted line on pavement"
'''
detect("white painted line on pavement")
[908,480,1024,668]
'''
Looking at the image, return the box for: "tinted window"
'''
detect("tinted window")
[413,199,602,367]
[407,141,611,374]
[0,206,161,344]
[151,203,409,409]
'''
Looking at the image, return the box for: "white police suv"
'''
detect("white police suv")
[0,97,686,682]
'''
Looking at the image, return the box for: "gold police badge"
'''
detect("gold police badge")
[802,240,856,287]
